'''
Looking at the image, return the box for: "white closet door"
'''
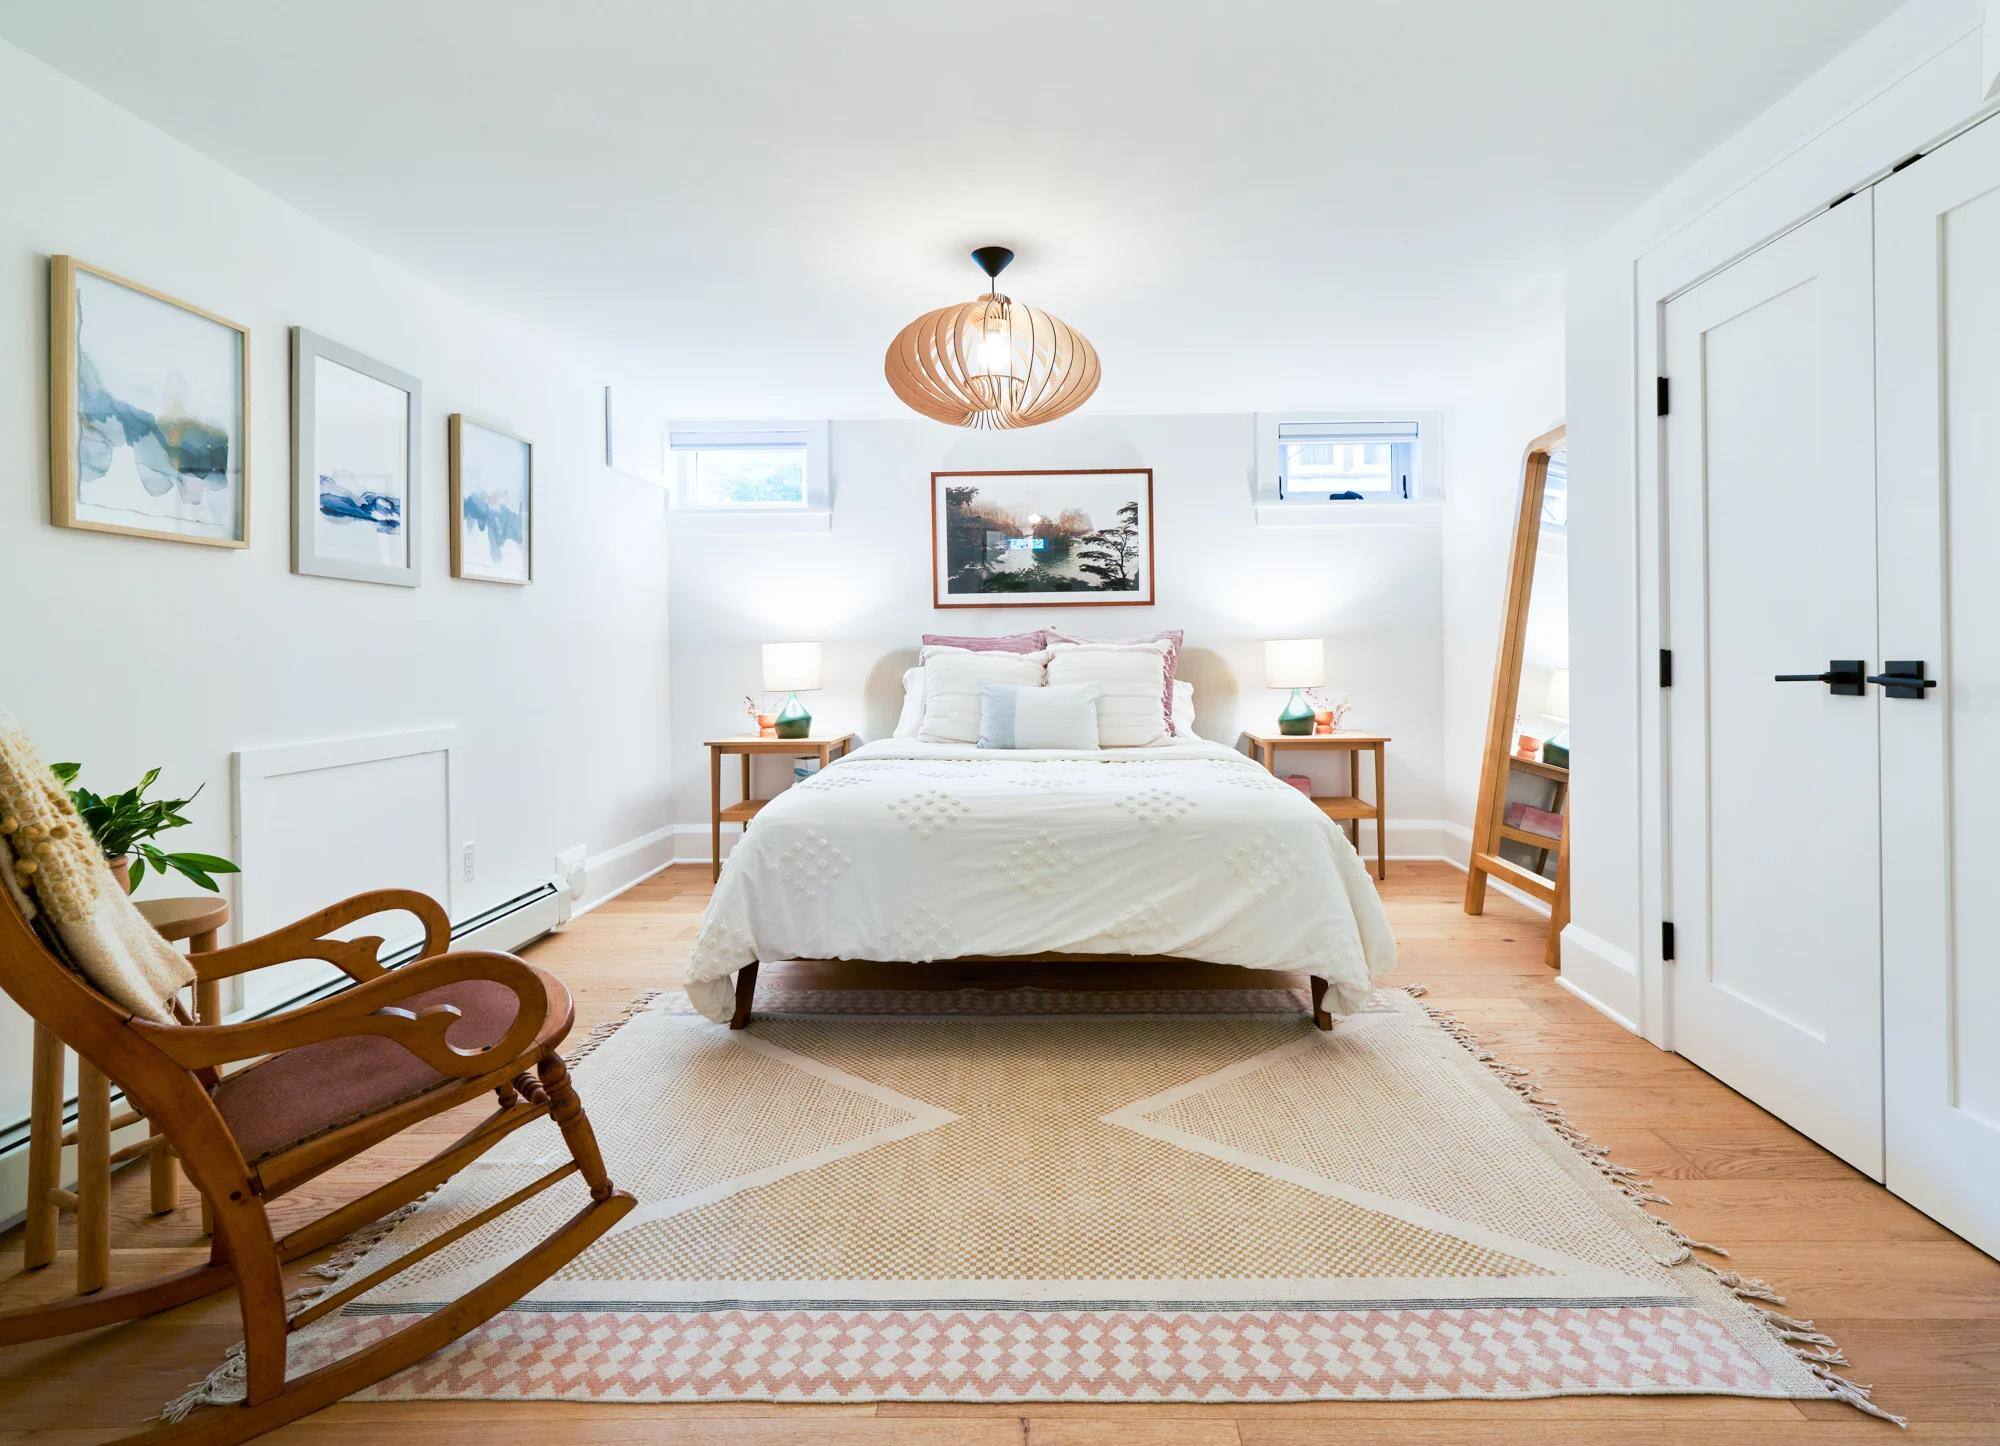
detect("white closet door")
[1876,116,2000,1257]
[1662,195,1884,1178]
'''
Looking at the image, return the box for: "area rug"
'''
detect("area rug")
[173,985,1896,1422]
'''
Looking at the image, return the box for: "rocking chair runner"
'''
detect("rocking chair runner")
[0,878,636,1442]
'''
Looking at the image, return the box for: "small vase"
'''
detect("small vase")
[775,691,813,740]
[1312,708,1334,735]
[107,855,132,893]
[755,712,779,737]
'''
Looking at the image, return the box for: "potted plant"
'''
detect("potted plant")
[50,762,240,894]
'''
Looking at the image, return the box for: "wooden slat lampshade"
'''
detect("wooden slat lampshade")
[884,248,1101,430]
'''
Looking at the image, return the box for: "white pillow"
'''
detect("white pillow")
[893,665,925,738]
[979,681,1102,750]
[918,648,1049,744]
[1171,679,1196,738]
[1046,641,1171,748]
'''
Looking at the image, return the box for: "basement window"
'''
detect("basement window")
[1254,412,1442,524]
[666,420,831,530]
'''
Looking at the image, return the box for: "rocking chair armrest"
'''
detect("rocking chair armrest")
[135,950,551,1075]
[186,888,453,984]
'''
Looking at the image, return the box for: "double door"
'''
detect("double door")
[1662,117,2000,1257]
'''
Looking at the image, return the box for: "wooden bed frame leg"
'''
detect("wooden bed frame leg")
[1308,976,1334,1031]
[729,961,760,1030]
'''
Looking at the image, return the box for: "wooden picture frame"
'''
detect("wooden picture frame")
[48,256,250,549]
[291,327,422,586]
[930,468,1156,609]
[448,413,534,584]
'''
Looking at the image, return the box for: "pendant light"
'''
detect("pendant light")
[884,247,1101,430]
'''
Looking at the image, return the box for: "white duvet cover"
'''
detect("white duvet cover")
[683,740,1397,1024]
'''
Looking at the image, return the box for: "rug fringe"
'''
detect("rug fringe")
[159,990,666,1424]
[1399,984,1906,1428]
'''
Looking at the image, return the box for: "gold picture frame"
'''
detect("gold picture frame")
[48,255,250,548]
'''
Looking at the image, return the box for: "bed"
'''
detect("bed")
[684,738,1397,1029]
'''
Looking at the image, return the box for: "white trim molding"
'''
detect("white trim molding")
[1555,925,1641,1034]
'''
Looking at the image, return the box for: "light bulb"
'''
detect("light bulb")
[974,301,1012,377]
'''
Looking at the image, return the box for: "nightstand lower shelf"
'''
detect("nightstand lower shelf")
[1312,796,1374,821]
[718,799,768,825]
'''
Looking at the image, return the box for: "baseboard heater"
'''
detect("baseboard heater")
[0,876,573,1225]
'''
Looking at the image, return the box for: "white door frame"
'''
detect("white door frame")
[1626,54,1998,1050]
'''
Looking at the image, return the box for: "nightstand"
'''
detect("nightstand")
[705,734,856,881]
[1243,731,1391,880]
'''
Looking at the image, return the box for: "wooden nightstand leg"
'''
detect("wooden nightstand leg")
[710,746,723,884]
[1344,752,1360,851]
[1374,745,1387,880]
[23,1023,64,1270]
[75,1059,110,1295]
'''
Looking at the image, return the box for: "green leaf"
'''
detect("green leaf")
[136,766,161,793]
[166,851,239,873]
[127,856,145,892]
[51,762,80,784]
[140,843,169,867]
[172,862,219,892]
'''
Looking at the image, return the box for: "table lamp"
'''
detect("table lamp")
[1264,639,1324,736]
[762,642,822,740]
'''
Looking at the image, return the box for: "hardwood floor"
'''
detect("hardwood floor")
[2,861,1995,1442]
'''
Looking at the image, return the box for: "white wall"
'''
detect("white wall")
[1560,0,1996,1032]
[0,39,674,1181]
[668,378,1562,864]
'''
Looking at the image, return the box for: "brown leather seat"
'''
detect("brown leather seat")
[212,970,570,1162]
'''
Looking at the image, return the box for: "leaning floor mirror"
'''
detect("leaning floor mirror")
[1464,425,1571,966]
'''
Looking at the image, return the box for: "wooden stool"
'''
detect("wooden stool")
[22,894,229,1292]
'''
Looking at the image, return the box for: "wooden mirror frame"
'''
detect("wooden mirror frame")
[1464,424,1569,965]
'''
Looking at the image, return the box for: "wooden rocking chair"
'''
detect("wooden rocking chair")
[0,881,636,1442]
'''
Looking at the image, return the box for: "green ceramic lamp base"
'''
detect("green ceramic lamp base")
[1277,688,1315,736]
[774,691,812,739]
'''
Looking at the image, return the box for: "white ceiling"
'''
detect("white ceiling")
[3,0,1902,417]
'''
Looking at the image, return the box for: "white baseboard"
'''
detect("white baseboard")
[672,817,1468,869]
[576,823,677,912]
[1554,924,1641,1033]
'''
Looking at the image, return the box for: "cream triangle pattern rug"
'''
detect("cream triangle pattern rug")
[175,986,1896,1422]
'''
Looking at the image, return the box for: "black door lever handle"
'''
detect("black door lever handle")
[1866,661,1937,699]
[1773,660,1866,696]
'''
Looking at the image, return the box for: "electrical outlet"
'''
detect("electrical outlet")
[461,842,476,882]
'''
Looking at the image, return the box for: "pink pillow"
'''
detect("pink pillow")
[921,630,1048,652]
[1045,628,1184,735]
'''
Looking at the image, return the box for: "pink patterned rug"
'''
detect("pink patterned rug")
[173,987,1895,1421]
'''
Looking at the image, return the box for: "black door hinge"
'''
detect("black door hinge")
[1662,921,1676,961]
[1656,377,1670,416]
[1659,649,1673,687]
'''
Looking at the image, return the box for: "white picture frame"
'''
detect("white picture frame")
[291,327,422,586]
[449,413,533,584]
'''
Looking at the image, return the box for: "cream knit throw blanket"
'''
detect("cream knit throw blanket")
[0,709,193,1023]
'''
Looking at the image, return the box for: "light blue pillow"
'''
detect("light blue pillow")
[978,682,1103,750]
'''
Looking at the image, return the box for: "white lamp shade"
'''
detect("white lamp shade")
[762,641,823,692]
[1264,638,1325,689]
[1544,667,1571,721]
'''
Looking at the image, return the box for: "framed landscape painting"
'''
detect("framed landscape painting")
[449,413,533,584]
[49,256,248,547]
[292,327,422,586]
[931,468,1155,608]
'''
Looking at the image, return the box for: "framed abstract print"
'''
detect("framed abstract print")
[931,468,1155,609]
[291,327,422,586]
[48,256,249,548]
[449,413,533,584]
